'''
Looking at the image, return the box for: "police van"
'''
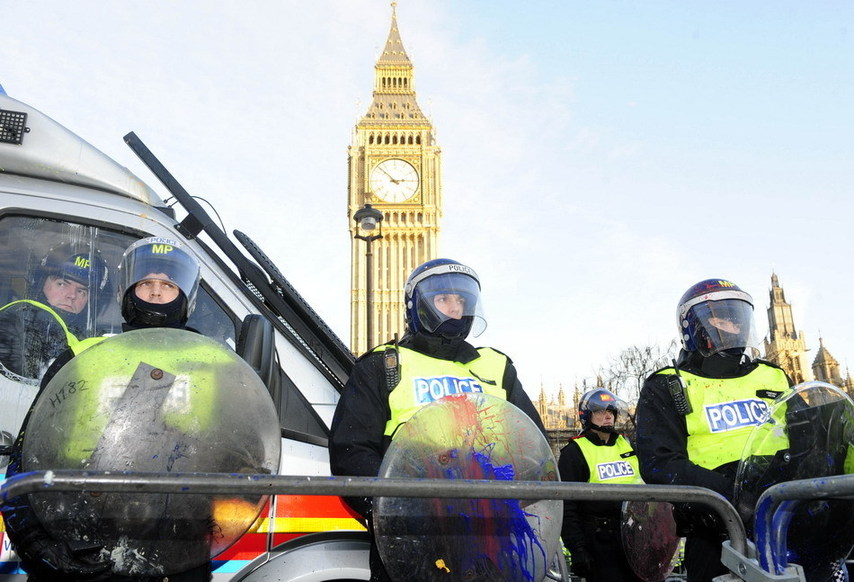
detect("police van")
[0,89,370,579]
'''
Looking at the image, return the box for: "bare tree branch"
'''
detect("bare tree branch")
[594,339,679,406]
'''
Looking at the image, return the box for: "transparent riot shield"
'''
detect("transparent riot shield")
[22,328,281,576]
[734,381,854,582]
[373,393,562,582]
[621,500,682,582]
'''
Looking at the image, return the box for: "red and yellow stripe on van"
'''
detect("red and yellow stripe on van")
[211,494,366,575]
[270,495,366,546]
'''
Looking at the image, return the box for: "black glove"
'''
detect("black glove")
[570,549,593,578]
[15,532,111,580]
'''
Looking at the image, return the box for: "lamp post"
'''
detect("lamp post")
[354,203,384,351]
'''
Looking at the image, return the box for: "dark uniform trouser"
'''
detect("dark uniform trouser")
[585,516,646,582]
[369,539,393,582]
[366,517,393,582]
[685,533,728,582]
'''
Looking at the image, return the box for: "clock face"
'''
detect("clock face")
[370,159,420,203]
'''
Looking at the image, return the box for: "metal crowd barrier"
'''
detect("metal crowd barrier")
[3,471,852,581]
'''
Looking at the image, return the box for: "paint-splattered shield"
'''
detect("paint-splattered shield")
[620,500,682,581]
[734,381,854,582]
[374,392,562,582]
[22,328,281,576]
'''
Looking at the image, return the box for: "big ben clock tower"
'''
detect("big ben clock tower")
[348,3,442,354]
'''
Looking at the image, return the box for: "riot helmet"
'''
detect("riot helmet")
[118,237,200,328]
[404,258,486,339]
[677,279,759,359]
[578,388,625,433]
[34,242,112,319]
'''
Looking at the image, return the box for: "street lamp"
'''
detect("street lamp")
[354,203,384,350]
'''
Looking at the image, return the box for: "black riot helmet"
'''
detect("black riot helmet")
[578,388,626,433]
[34,242,112,320]
[404,258,487,339]
[677,278,759,359]
[117,237,200,328]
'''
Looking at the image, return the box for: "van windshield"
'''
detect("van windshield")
[0,214,236,441]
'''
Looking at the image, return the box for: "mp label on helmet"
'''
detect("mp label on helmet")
[704,398,769,433]
[414,375,483,404]
[151,243,175,254]
[73,255,91,269]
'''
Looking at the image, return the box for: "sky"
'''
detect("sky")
[2,1,852,401]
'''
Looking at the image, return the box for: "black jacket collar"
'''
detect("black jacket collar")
[675,349,758,379]
[399,332,479,363]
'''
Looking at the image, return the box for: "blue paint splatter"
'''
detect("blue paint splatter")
[448,443,548,581]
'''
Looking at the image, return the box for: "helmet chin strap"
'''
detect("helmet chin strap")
[588,422,618,434]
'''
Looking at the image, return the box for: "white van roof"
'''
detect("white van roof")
[0,92,163,206]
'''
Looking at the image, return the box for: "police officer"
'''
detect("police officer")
[2,237,207,582]
[329,258,546,582]
[635,279,791,582]
[559,388,644,582]
[0,243,110,379]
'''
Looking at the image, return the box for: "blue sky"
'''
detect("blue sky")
[3,1,852,399]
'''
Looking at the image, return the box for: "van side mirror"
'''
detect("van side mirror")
[236,314,280,408]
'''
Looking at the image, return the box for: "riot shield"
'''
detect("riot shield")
[621,500,682,582]
[734,381,854,582]
[373,393,562,582]
[22,328,281,576]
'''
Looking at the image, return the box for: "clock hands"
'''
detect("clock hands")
[378,166,400,184]
[372,161,419,202]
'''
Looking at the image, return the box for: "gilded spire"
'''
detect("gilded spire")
[378,2,412,66]
[358,3,428,128]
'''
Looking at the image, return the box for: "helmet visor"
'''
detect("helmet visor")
[119,239,200,307]
[415,273,486,337]
[689,299,758,357]
[582,390,628,415]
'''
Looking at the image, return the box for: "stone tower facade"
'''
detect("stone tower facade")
[348,3,441,354]
[812,337,854,396]
[763,273,811,383]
